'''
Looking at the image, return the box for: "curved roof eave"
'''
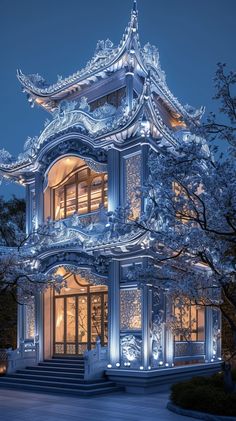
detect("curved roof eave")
[16,7,140,101]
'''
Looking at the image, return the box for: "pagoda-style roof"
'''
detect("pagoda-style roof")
[0,1,205,184]
[16,1,204,121]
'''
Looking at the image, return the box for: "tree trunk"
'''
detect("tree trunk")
[222,361,235,393]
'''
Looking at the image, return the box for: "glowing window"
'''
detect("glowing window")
[174,299,205,342]
[47,157,108,220]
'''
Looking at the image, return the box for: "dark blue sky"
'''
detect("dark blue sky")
[0,0,235,199]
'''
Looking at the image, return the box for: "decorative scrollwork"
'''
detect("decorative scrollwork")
[121,334,142,365]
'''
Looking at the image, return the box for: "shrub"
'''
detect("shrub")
[171,373,236,416]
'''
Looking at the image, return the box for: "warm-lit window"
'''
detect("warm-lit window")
[173,299,205,342]
[52,162,107,220]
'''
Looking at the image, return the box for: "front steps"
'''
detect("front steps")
[0,357,122,397]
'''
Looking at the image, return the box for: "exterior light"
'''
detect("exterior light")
[218,357,222,361]
[140,366,144,370]
[159,361,164,366]
[116,362,120,367]
[148,366,151,370]
[107,364,112,368]
[211,358,214,362]
[165,363,169,367]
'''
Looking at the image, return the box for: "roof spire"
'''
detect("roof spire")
[132,0,138,15]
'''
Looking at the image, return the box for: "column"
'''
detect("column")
[141,144,149,214]
[142,285,152,369]
[107,149,120,213]
[165,294,174,366]
[35,292,44,362]
[205,307,213,362]
[108,260,120,366]
[125,65,134,112]
[34,171,44,229]
[17,305,25,348]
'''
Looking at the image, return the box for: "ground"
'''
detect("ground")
[0,389,189,421]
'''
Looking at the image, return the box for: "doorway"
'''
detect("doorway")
[54,273,108,355]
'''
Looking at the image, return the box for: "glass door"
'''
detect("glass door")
[54,288,108,356]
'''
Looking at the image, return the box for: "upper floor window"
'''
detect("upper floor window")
[90,87,126,112]
[44,157,108,221]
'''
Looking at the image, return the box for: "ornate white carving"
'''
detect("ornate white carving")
[121,335,142,363]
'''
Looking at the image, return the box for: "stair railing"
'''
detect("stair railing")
[84,337,109,380]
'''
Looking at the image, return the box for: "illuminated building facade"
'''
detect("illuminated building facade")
[0,1,221,392]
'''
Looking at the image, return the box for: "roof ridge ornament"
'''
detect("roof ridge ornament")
[132,0,138,15]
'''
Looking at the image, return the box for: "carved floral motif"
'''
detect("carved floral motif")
[121,334,142,364]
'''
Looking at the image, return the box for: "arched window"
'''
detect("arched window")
[46,157,107,221]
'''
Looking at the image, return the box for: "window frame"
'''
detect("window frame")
[52,165,108,220]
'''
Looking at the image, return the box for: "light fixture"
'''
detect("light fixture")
[140,366,144,370]
[107,364,112,368]
[116,362,120,367]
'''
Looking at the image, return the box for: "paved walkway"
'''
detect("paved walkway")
[0,388,190,421]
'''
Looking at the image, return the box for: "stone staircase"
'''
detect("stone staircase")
[0,357,122,396]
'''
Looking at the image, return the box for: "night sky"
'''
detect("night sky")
[0,0,235,198]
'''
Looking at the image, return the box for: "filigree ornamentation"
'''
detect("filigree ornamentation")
[120,289,142,330]
[126,154,141,219]
[142,43,160,67]
[84,158,107,173]
[151,289,164,361]
[184,104,205,120]
[174,341,205,358]
[40,251,95,273]
[78,97,90,113]
[95,39,114,58]
[27,73,48,88]
[25,298,35,340]
[37,110,107,147]
[212,309,221,358]
[23,136,39,158]
[0,149,13,164]
[40,140,107,173]
[121,334,142,364]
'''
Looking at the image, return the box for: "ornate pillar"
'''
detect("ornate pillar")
[125,64,134,112]
[205,307,221,362]
[165,293,174,366]
[205,307,213,362]
[34,171,44,361]
[107,149,120,213]
[141,144,149,214]
[35,292,44,362]
[108,260,120,366]
[34,171,44,229]
[25,184,31,235]
[17,305,25,348]
[142,285,152,369]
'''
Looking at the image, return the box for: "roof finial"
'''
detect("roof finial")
[132,0,138,14]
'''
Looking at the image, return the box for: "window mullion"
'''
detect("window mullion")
[76,172,78,213]
[64,185,66,219]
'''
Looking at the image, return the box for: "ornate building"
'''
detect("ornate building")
[0,1,221,393]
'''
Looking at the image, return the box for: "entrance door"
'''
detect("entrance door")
[54,273,108,355]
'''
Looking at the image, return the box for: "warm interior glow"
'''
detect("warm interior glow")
[54,269,108,355]
[44,156,108,220]
[174,299,205,342]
